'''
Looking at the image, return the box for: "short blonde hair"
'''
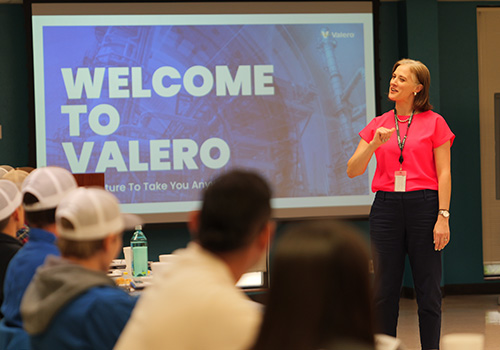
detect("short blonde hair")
[57,218,105,259]
[392,59,433,112]
[57,237,106,259]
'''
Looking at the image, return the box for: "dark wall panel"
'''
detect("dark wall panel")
[0,5,29,167]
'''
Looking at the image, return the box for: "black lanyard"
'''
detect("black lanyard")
[394,109,414,170]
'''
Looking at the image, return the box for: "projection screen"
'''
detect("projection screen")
[29,1,377,223]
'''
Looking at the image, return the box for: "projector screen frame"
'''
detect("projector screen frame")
[24,0,382,224]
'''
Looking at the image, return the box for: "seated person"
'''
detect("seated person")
[21,187,140,350]
[252,220,406,350]
[0,180,25,319]
[3,169,30,243]
[115,170,275,350]
[0,166,77,350]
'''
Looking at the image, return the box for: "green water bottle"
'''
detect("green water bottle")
[131,225,148,277]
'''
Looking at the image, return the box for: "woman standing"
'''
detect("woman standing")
[347,59,454,350]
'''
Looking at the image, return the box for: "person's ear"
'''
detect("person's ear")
[12,206,24,227]
[188,211,200,239]
[12,207,20,222]
[102,235,112,250]
[266,221,276,243]
[103,234,120,253]
[257,221,275,250]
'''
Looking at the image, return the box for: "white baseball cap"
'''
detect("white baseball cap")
[0,179,22,221]
[22,167,78,212]
[3,169,29,190]
[56,187,142,241]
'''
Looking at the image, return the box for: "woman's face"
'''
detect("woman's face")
[388,64,421,104]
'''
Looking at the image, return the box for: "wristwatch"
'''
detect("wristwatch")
[438,209,450,218]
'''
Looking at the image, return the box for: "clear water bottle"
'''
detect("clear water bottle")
[131,225,148,277]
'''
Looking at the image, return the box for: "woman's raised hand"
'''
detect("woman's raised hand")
[372,127,396,148]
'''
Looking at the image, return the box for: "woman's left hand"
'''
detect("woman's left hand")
[433,216,450,251]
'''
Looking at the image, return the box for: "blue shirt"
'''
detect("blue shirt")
[31,286,137,350]
[1,228,59,327]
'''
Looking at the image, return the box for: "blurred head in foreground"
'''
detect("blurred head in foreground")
[189,169,274,280]
[253,220,375,350]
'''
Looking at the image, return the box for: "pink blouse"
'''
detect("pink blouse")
[359,110,455,193]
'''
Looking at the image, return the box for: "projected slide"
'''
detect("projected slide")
[32,8,375,216]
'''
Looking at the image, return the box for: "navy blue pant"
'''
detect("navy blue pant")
[370,190,442,350]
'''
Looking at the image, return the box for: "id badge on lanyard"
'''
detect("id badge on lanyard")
[394,110,414,192]
[394,170,407,192]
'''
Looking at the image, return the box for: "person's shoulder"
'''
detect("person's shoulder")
[367,110,394,127]
[0,233,22,245]
[417,109,444,120]
[202,285,262,324]
[5,243,31,272]
[361,111,393,133]
[0,243,21,268]
[192,288,262,348]
[82,285,136,306]
[378,110,394,118]
[70,286,136,322]
[0,234,22,255]
[418,110,452,130]
[21,243,58,266]
[370,110,393,122]
[29,229,57,245]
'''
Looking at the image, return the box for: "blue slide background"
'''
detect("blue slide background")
[40,23,370,205]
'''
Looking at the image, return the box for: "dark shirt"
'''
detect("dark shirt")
[0,232,22,319]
